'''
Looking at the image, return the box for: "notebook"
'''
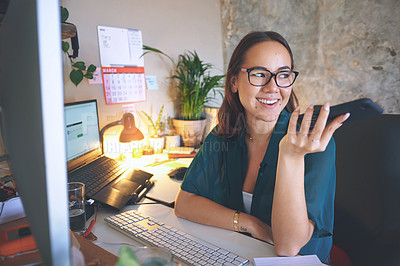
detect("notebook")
[64,99,153,209]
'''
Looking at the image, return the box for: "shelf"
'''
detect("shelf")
[62,22,77,40]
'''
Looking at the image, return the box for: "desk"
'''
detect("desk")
[90,155,277,265]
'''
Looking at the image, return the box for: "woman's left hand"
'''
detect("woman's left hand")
[280,103,350,156]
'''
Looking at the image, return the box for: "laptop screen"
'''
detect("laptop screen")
[64,100,101,163]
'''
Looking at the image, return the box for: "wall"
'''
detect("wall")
[61,0,224,139]
[221,0,400,113]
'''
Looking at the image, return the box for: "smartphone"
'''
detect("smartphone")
[297,98,383,130]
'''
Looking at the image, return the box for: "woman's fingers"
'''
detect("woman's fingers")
[287,106,300,139]
[284,103,351,155]
[299,105,314,137]
[320,112,350,144]
[309,103,330,143]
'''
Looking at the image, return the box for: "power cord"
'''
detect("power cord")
[144,195,175,208]
[81,203,99,238]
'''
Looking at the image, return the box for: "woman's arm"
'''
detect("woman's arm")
[271,103,349,256]
[175,189,273,243]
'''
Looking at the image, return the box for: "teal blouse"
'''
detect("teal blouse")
[180,110,335,263]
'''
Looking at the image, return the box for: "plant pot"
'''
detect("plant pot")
[149,136,165,154]
[172,118,206,147]
[165,135,181,148]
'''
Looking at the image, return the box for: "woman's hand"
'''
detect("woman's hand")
[280,103,350,157]
[239,212,273,244]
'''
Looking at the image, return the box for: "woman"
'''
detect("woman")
[174,31,349,263]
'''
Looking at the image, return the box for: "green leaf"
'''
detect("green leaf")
[115,246,140,266]
[61,7,69,22]
[70,69,84,86]
[138,105,164,137]
[72,61,86,71]
[87,64,97,73]
[62,41,70,53]
[142,45,174,64]
[84,73,93,79]
[139,111,156,137]
[155,105,164,135]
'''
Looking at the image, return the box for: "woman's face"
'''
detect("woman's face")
[232,41,293,123]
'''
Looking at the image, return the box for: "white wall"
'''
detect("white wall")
[61,0,224,137]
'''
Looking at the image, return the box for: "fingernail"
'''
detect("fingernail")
[324,102,330,111]
[308,105,314,110]
[343,113,350,120]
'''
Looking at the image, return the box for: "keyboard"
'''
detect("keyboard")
[105,210,249,266]
[68,156,127,197]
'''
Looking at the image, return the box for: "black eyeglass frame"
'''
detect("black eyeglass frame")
[240,67,299,88]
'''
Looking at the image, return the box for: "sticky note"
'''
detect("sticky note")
[145,75,159,90]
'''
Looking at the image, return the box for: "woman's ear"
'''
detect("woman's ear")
[231,76,238,93]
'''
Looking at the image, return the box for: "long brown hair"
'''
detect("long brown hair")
[217,31,299,139]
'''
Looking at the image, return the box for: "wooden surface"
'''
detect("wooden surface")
[62,22,77,40]
[75,233,119,266]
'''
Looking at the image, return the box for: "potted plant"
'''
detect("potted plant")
[143,46,225,147]
[164,117,181,148]
[140,105,165,154]
[61,6,97,86]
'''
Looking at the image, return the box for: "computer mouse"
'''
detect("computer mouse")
[167,167,188,181]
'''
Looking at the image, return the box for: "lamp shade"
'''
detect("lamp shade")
[99,113,144,153]
[119,113,144,142]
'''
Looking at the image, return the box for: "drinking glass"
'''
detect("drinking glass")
[68,182,86,232]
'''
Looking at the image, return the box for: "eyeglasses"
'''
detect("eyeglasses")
[240,67,299,88]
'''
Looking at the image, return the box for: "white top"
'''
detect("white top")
[242,191,253,214]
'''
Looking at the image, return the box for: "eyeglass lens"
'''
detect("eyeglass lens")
[248,69,296,87]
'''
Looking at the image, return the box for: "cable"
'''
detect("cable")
[144,195,175,208]
[0,201,4,217]
[81,204,98,238]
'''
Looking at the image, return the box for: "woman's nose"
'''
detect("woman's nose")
[261,78,279,93]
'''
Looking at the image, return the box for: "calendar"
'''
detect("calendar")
[97,26,147,104]
[101,67,146,104]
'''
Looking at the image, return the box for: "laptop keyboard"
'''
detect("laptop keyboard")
[68,156,127,197]
[105,210,249,266]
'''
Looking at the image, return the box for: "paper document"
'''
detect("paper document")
[253,254,324,266]
[0,197,26,225]
[97,25,144,67]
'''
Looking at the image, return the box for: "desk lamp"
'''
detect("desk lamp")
[100,113,144,154]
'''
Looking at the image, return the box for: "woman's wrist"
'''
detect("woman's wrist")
[233,211,240,232]
[235,212,252,233]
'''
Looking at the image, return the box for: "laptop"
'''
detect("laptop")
[64,99,153,209]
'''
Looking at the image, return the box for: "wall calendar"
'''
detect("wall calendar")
[97,26,146,104]
[101,67,146,104]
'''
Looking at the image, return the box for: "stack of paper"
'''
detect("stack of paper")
[163,147,195,154]
[253,255,325,266]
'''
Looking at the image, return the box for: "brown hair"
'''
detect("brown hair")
[217,31,299,139]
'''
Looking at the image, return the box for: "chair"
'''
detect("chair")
[332,114,400,266]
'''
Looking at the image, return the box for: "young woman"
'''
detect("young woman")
[174,31,349,263]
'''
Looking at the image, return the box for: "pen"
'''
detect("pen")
[134,180,154,203]
[145,159,176,167]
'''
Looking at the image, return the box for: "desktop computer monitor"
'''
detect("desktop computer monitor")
[0,0,70,265]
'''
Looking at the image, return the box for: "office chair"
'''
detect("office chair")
[332,114,400,266]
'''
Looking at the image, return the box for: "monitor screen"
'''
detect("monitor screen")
[65,100,101,162]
